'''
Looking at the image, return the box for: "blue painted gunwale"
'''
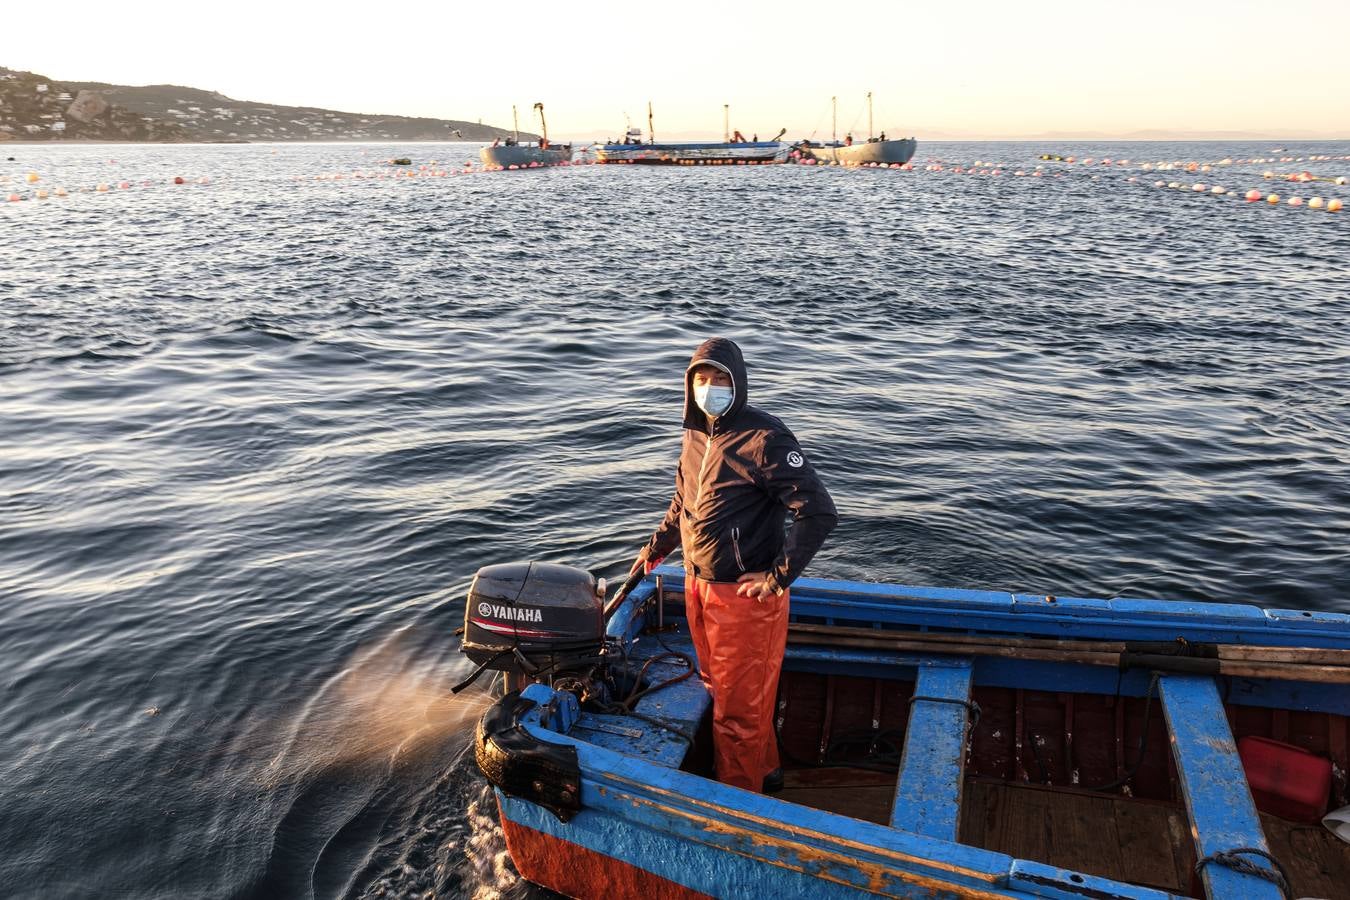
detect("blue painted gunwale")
[782,645,1350,717]
[620,567,1350,648]
[610,568,1350,716]
[501,682,1178,899]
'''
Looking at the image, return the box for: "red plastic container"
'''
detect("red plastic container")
[1237,735,1331,823]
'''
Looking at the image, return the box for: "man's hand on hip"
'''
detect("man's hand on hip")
[736,571,777,601]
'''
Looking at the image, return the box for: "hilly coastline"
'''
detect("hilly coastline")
[0,66,527,143]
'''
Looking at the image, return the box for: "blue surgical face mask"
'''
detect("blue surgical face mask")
[694,383,734,417]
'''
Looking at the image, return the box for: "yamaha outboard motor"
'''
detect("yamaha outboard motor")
[455,561,606,692]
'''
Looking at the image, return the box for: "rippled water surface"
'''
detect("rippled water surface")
[2,140,1348,898]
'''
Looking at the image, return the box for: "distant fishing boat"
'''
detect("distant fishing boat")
[594,103,792,166]
[480,103,571,170]
[460,562,1350,899]
[596,140,792,166]
[800,93,917,166]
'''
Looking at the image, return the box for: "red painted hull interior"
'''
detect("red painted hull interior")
[769,671,1350,898]
[775,671,1350,806]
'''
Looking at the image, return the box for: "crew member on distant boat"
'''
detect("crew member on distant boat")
[732,129,747,143]
[628,337,837,793]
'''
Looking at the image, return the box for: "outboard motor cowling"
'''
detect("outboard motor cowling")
[461,562,605,684]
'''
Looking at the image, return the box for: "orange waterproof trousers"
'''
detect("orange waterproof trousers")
[684,575,789,792]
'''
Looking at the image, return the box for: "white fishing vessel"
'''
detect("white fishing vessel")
[801,93,917,166]
[480,103,571,169]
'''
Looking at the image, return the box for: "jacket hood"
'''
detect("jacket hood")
[683,337,749,433]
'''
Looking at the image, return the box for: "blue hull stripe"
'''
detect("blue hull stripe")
[634,566,1350,648]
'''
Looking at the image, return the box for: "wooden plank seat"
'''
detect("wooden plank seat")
[890,656,975,839]
[1158,674,1286,899]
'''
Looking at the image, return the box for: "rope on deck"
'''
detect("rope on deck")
[1194,847,1291,898]
[907,695,981,728]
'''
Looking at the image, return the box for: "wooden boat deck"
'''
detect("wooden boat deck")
[776,768,1350,898]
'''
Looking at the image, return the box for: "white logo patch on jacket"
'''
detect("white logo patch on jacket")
[787,451,804,468]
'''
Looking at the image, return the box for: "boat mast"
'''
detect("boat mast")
[723,104,729,143]
[534,102,547,145]
[648,101,654,143]
[867,91,873,141]
[512,105,519,143]
[831,96,836,144]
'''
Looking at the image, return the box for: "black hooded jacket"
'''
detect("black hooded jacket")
[640,338,837,591]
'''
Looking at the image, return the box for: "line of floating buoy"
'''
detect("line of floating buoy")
[4,175,210,201]
[1260,170,1347,185]
[1044,154,1350,169]
[1149,179,1341,211]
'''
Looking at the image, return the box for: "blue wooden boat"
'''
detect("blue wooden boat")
[462,564,1350,898]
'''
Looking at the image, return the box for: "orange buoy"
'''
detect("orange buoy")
[35,188,49,199]
[1308,197,1324,209]
[173,176,185,185]
[1327,198,1342,212]
[6,192,20,202]
[1288,197,1304,207]
[26,172,39,183]
[1266,193,1279,204]
[96,183,109,192]
[1245,189,1262,202]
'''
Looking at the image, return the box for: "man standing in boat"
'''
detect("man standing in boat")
[628,337,837,793]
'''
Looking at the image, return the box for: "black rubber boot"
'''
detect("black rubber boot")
[762,768,784,794]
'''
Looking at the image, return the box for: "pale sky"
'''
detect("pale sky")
[7,0,1348,139]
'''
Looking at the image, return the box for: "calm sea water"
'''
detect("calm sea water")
[2,140,1348,899]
